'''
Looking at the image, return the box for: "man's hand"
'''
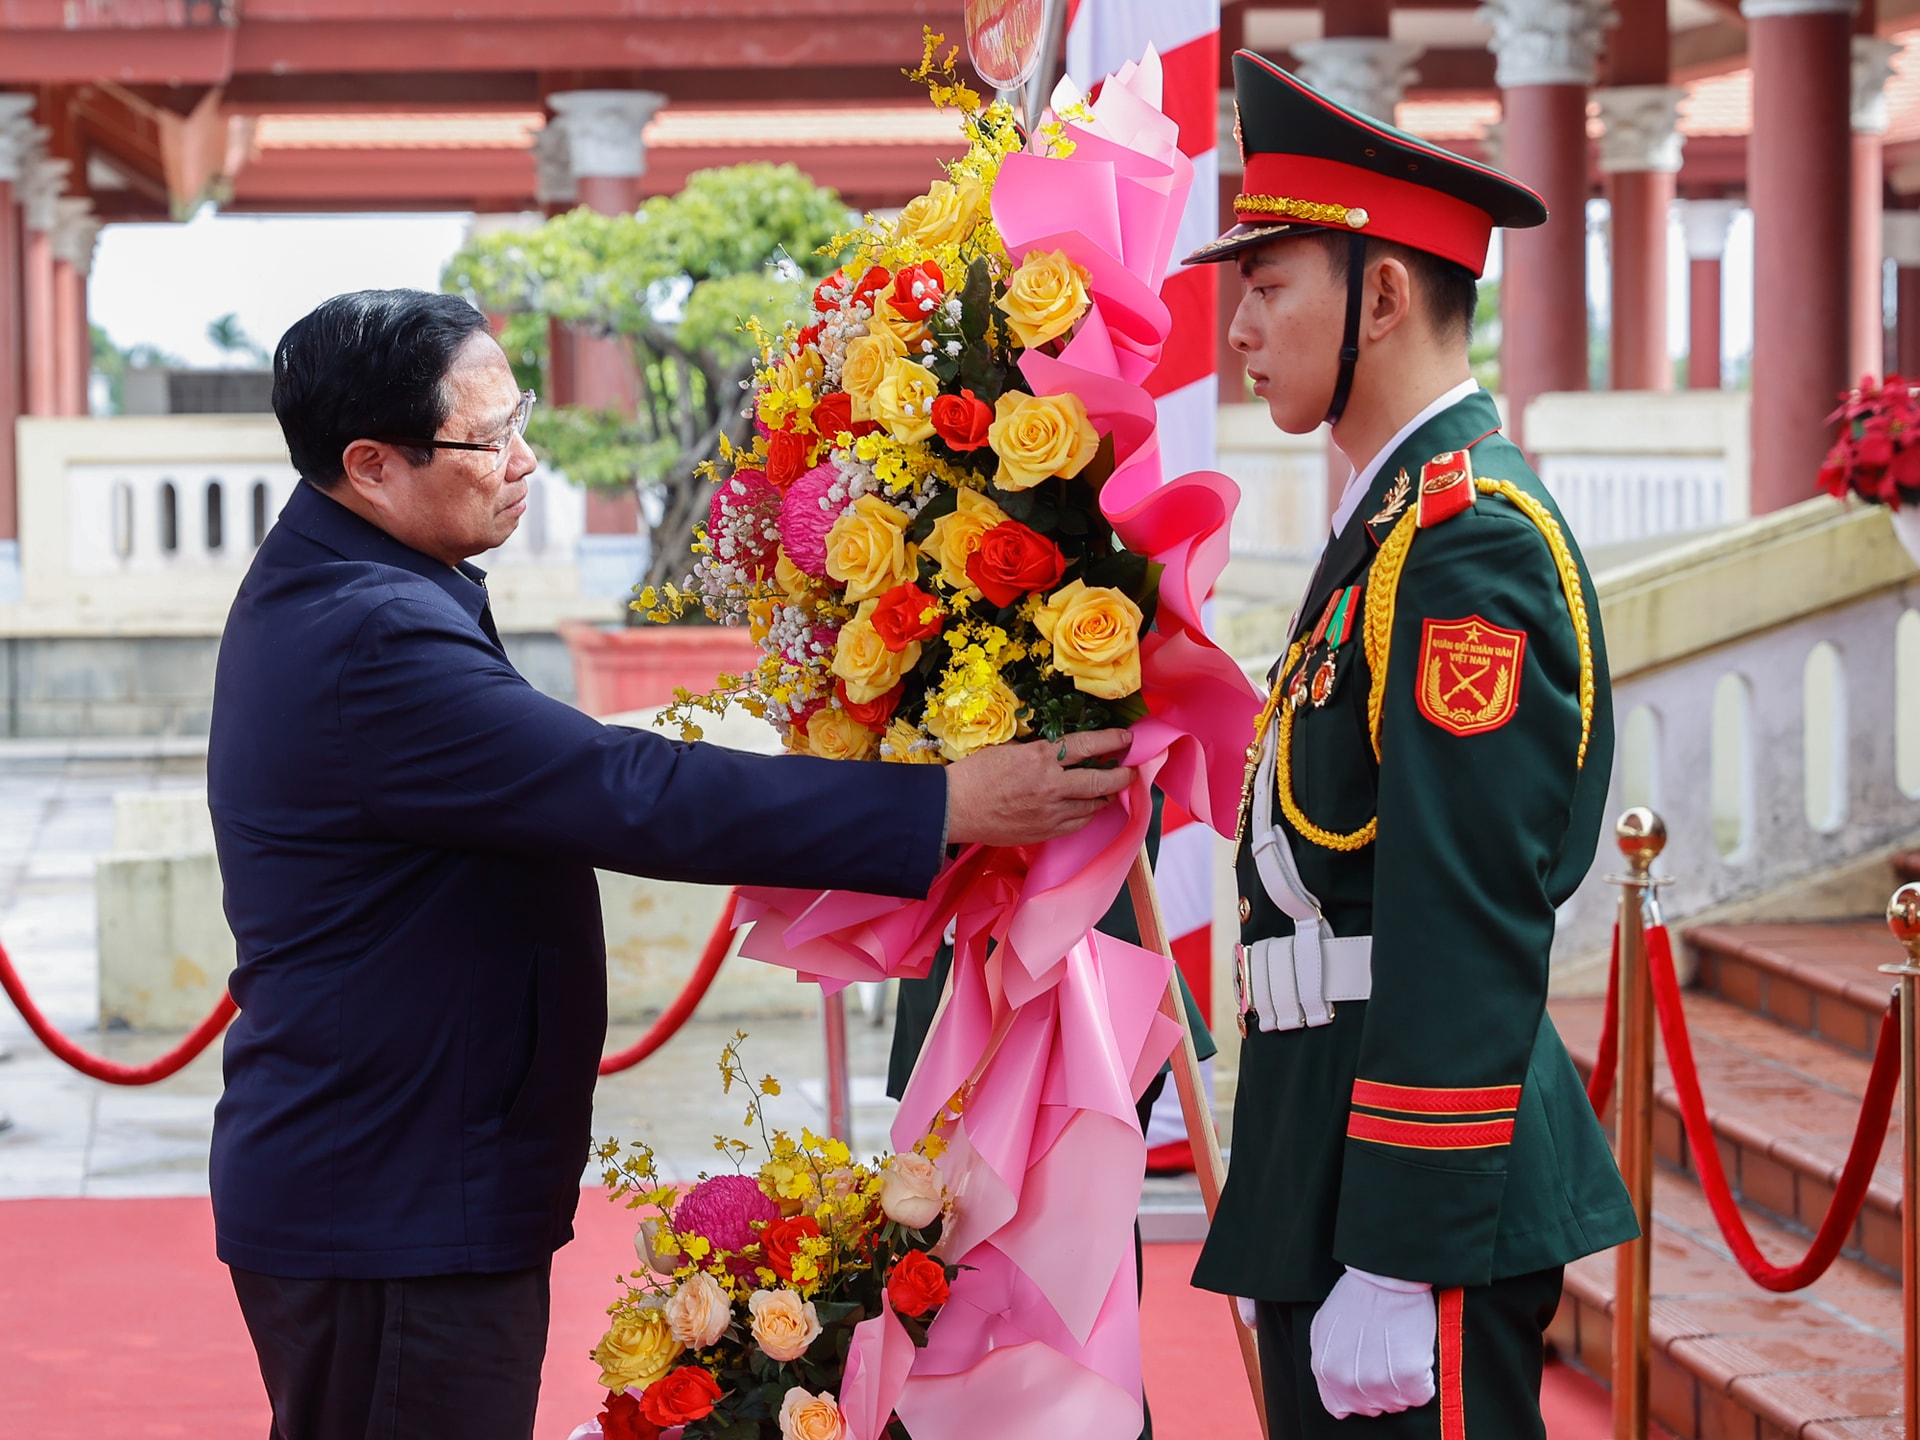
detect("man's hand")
[944,730,1135,847]
[1308,1267,1437,1419]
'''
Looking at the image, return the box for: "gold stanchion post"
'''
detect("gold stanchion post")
[1126,849,1269,1439]
[1609,809,1666,1440]
[1880,885,1920,1440]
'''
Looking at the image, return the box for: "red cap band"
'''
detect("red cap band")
[1237,153,1496,276]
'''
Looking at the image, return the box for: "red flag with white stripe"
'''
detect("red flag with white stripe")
[1065,0,1221,1170]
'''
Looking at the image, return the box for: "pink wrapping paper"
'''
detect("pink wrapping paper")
[734,52,1261,1440]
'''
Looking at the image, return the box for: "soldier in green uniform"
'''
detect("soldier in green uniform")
[1182,54,1637,1438]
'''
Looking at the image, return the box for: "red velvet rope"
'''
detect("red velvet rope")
[1585,922,1620,1116]
[1,889,738,1086]
[598,890,739,1076]
[0,936,237,1085]
[1643,922,1902,1292]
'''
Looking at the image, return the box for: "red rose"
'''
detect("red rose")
[888,260,946,321]
[598,1390,662,1440]
[965,520,1067,609]
[796,321,823,350]
[813,269,845,313]
[639,1366,723,1428]
[836,679,903,729]
[849,265,892,311]
[766,425,812,490]
[886,1250,951,1318]
[812,391,853,443]
[759,1213,822,1283]
[870,583,943,651]
[930,390,993,452]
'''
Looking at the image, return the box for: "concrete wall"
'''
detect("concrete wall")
[0,630,573,738]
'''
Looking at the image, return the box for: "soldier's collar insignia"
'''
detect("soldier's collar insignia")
[1416,449,1478,528]
[1365,469,1412,544]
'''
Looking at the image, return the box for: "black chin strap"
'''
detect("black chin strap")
[1323,231,1367,428]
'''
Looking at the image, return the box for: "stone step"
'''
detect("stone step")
[1553,994,1903,1275]
[1548,1166,1906,1440]
[1686,922,1907,1060]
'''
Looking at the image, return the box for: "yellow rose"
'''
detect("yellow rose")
[870,356,941,444]
[824,495,916,604]
[806,706,879,761]
[925,675,1022,761]
[592,1298,683,1392]
[780,1387,849,1440]
[880,718,942,764]
[895,176,985,248]
[987,391,1101,492]
[666,1270,733,1349]
[924,487,1010,597]
[749,1288,824,1363]
[841,329,906,423]
[870,279,930,352]
[1035,580,1143,700]
[999,249,1093,349]
[774,548,812,601]
[832,600,921,703]
[772,345,827,395]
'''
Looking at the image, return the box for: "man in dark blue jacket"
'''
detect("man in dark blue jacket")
[209,289,1133,1440]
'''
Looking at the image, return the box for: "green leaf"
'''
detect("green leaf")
[908,488,959,543]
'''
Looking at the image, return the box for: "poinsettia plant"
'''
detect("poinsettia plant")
[1818,375,1920,507]
[572,1036,957,1440]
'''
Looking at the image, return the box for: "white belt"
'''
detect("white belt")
[1237,934,1373,1033]
[1239,714,1373,1034]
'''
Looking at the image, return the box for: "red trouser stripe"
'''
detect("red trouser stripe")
[1439,1287,1466,1440]
[1345,1113,1515,1150]
[1351,1079,1521,1115]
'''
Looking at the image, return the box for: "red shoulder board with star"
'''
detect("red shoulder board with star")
[1416,616,1525,737]
[1416,449,1477,528]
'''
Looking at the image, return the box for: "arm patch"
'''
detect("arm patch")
[1415,615,1526,736]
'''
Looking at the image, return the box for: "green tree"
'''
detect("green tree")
[89,325,184,415]
[1469,277,1500,393]
[443,163,852,596]
[207,312,269,366]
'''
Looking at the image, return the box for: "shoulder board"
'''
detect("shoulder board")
[1416,449,1477,528]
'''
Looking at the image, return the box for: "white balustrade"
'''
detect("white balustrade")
[1536,453,1730,547]
[1217,404,1330,561]
[65,463,299,574]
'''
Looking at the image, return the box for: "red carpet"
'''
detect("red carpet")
[0,1194,1616,1440]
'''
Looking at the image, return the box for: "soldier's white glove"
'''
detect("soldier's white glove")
[1308,1267,1437,1419]
[1235,1296,1259,1331]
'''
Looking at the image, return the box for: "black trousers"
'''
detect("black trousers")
[1255,1266,1563,1440]
[230,1263,551,1440]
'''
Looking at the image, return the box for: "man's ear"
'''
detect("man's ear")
[339,439,394,508]
[1365,254,1415,343]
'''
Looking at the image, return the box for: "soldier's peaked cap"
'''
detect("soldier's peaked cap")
[1187,51,1547,277]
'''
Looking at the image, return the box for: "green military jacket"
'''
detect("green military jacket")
[1191,388,1636,1304]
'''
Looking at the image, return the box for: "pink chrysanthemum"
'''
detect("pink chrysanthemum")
[671,1173,781,1257]
[777,463,840,576]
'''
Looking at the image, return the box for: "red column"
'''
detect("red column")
[20,159,60,419]
[0,96,33,561]
[1499,83,1592,448]
[1889,211,1920,377]
[545,91,663,548]
[1850,36,1897,383]
[1484,0,1613,450]
[1745,1,1854,515]
[1681,201,1740,390]
[1597,88,1684,391]
[50,196,96,418]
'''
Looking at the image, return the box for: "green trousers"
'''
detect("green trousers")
[1254,1267,1563,1440]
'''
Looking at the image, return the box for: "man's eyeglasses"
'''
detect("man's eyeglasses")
[379,390,537,470]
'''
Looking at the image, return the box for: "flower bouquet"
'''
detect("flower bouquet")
[574,1038,954,1440]
[630,36,1260,1440]
[643,43,1158,764]
[1818,375,1920,563]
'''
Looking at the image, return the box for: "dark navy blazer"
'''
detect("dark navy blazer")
[207,482,947,1279]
